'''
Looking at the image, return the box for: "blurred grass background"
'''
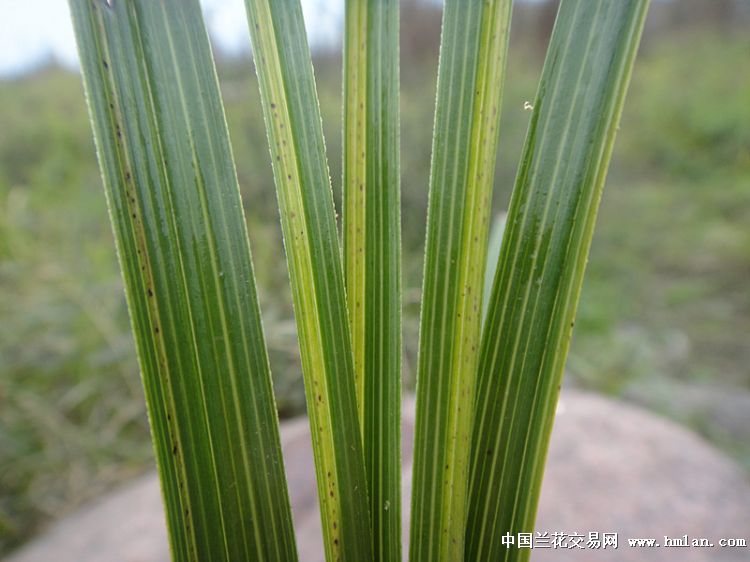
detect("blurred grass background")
[1,0,748,555]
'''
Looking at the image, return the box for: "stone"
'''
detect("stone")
[6,390,750,562]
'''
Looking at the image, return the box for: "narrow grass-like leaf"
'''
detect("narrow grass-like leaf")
[466,1,650,560]
[343,1,401,560]
[242,1,373,560]
[410,1,512,560]
[68,1,297,560]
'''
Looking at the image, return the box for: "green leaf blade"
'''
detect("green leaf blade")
[467,2,650,561]
[68,1,298,561]
[242,1,374,560]
[409,1,512,560]
[343,1,402,560]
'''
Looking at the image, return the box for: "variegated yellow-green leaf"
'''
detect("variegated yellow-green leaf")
[466,1,650,561]
[343,1,401,560]
[68,0,297,560]
[409,1,513,560]
[242,1,373,560]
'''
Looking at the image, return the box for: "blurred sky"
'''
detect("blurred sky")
[0,0,344,77]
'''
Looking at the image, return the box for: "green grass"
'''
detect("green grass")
[70,1,648,560]
[69,1,298,558]
[2,16,748,559]
[243,0,372,558]
[467,4,649,559]
[342,2,401,559]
